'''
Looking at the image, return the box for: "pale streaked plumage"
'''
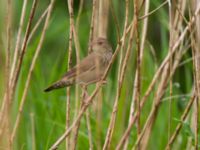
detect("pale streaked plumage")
[44,37,112,92]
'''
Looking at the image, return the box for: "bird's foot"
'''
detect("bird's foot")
[82,99,90,106]
[80,85,89,101]
[101,80,107,85]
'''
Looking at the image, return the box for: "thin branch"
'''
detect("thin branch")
[27,5,50,44]
[9,0,38,109]
[165,92,196,149]
[189,3,199,149]
[71,88,86,150]
[10,0,28,83]
[125,0,149,148]
[5,0,12,105]
[75,0,84,35]
[98,0,109,37]
[86,110,93,150]
[103,14,134,150]
[110,0,120,41]
[134,38,191,149]
[168,0,173,145]
[0,0,12,147]
[194,96,199,150]
[133,0,141,149]
[139,0,168,20]
[30,113,36,150]
[10,0,54,143]
[116,3,200,148]
[88,0,97,53]
[102,0,130,148]
[134,40,191,149]
[66,0,74,149]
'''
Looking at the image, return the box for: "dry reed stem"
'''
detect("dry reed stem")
[168,0,173,145]
[2,0,38,131]
[10,0,27,83]
[102,0,129,148]
[68,0,89,148]
[98,0,109,38]
[11,0,37,96]
[165,92,196,149]
[96,0,109,148]
[27,5,50,44]
[73,19,81,127]
[168,0,172,144]
[71,1,82,138]
[166,0,187,144]
[93,0,99,39]
[72,87,90,150]
[189,2,199,149]
[137,36,190,149]
[194,97,199,150]
[72,17,81,150]
[125,0,149,149]
[72,28,81,64]
[102,0,131,148]
[188,10,197,150]
[133,1,141,149]
[103,20,134,150]
[110,0,120,41]
[139,41,186,149]
[137,37,191,149]
[122,2,133,149]
[6,1,36,146]
[95,89,102,150]
[190,29,199,150]
[5,0,12,105]
[72,88,88,150]
[186,136,193,150]
[88,0,97,53]
[192,2,200,148]
[74,3,87,146]
[86,110,93,150]
[10,0,54,143]
[1,0,12,147]
[65,29,71,150]
[75,0,84,36]
[30,113,36,150]
[116,3,200,149]
[135,63,170,149]
[1,2,49,140]
[0,0,27,131]
[139,0,168,20]
[71,88,86,150]
[71,1,89,148]
[66,0,74,149]
[138,0,149,62]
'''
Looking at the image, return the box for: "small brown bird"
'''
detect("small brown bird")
[44,37,112,92]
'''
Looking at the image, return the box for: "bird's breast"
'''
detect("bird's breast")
[103,51,113,65]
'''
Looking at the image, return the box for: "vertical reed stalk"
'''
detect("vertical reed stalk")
[11,0,54,144]
[66,0,74,149]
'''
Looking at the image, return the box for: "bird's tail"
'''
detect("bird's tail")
[44,79,74,92]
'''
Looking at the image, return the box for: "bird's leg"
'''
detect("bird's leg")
[81,84,89,105]
[101,80,107,85]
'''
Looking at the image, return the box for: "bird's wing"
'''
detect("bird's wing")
[63,52,101,79]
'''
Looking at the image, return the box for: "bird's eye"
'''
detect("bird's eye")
[98,41,103,45]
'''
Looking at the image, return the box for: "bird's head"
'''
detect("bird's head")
[90,37,112,53]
